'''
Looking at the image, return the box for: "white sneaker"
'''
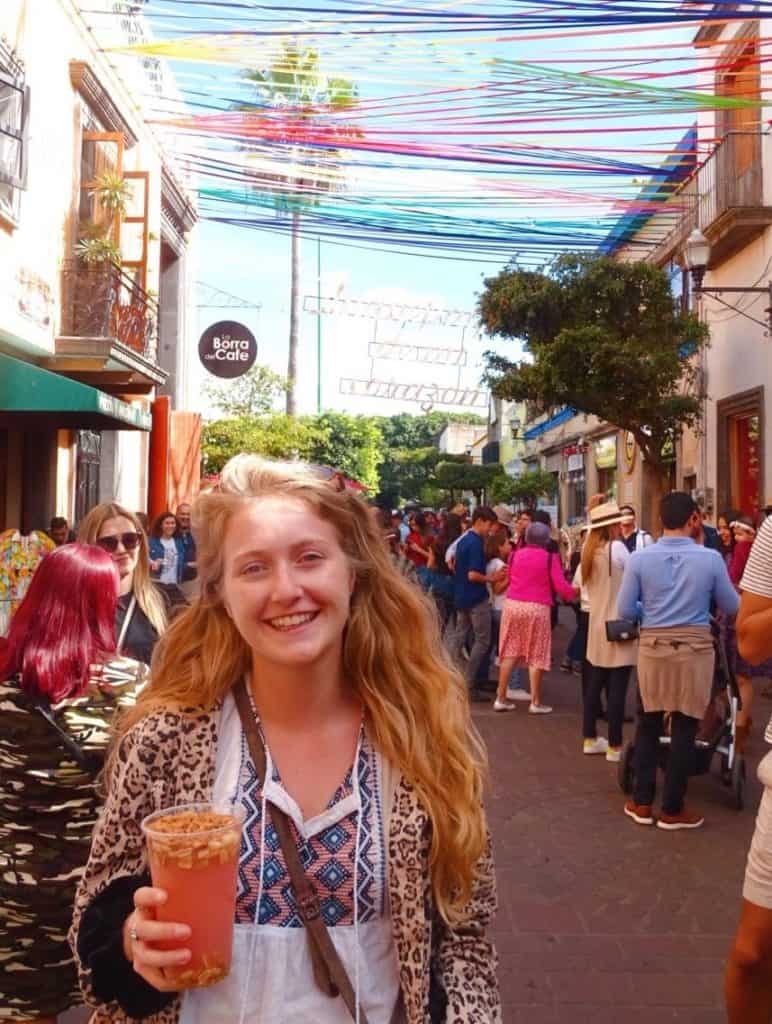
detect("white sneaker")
[529,703,553,715]
[507,688,532,702]
[493,699,516,713]
[606,747,622,763]
[583,737,609,755]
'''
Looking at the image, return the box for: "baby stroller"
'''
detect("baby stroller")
[618,625,746,810]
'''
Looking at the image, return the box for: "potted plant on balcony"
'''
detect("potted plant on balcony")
[74,233,122,266]
[89,171,133,218]
[67,220,123,338]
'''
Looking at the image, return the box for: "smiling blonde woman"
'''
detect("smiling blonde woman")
[69,454,500,1024]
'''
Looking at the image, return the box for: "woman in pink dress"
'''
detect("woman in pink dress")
[497,522,578,714]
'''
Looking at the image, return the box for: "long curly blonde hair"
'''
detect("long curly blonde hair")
[78,502,168,637]
[123,455,488,924]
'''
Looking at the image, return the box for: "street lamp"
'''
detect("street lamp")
[510,416,525,441]
[684,228,772,332]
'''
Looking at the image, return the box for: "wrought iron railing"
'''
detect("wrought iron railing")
[650,131,764,265]
[60,260,158,360]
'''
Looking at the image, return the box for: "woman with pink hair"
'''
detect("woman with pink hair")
[0,544,147,1023]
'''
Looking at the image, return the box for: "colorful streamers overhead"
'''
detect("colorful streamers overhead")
[79,0,772,263]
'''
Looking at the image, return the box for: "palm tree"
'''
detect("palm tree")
[242,42,358,416]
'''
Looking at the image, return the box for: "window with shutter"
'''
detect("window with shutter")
[0,41,28,227]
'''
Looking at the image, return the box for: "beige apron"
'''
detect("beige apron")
[637,625,714,720]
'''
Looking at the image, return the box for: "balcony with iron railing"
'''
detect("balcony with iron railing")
[52,261,166,395]
[651,131,772,268]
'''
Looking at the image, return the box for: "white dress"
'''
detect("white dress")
[180,694,402,1024]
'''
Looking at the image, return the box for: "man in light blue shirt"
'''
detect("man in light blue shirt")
[617,492,739,832]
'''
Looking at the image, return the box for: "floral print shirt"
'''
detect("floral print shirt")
[0,529,55,636]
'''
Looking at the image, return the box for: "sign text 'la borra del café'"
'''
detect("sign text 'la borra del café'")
[198,320,258,379]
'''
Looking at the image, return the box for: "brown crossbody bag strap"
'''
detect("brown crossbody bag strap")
[233,679,371,1024]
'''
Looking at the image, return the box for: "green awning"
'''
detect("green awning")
[0,352,151,431]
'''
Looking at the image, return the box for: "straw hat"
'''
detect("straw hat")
[492,504,514,526]
[588,501,626,530]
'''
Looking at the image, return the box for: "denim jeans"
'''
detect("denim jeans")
[633,710,699,814]
[447,600,491,687]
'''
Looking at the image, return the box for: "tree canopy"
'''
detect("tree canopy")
[435,461,502,503]
[306,411,383,492]
[373,411,486,506]
[488,468,557,507]
[202,409,489,502]
[479,254,708,481]
[203,364,287,418]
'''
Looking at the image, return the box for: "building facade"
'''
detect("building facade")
[0,0,199,533]
[606,6,772,524]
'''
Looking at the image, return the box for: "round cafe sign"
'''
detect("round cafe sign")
[198,320,257,379]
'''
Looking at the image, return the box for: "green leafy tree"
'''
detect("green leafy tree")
[373,413,487,505]
[434,461,503,504]
[242,43,358,416]
[488,468,557,507]
[374,411,485,451]
[203,364,288,418]
[377,446,442,507]
[305,411,384,492]
[202,414,325,474]
[202,410,383,491]
[480,254,708,519]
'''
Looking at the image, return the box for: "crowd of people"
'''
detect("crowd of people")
[382,494,772,833]
[4,463,772,1022]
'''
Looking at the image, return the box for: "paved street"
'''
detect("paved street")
[479,611,763,1023]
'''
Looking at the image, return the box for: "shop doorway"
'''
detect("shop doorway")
[717,388,764,519]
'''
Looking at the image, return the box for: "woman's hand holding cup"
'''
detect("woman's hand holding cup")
[122,886,191,992]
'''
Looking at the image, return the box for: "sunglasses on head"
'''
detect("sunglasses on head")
[96,531,141,553]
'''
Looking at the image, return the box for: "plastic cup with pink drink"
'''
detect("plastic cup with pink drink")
[141,802,244,989]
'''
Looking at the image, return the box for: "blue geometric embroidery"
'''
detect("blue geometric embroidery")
[262,855,286,888]
[319,823,349,855]
[315,858,350,892]
[321,897,348,926]
[235,724,384,928]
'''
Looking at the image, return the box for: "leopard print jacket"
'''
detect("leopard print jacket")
[69,707,501,1023]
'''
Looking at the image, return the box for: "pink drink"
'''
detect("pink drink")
[142,802,244,989]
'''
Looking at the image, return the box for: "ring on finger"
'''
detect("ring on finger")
[129,922,139,944]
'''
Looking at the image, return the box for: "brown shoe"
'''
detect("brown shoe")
[623,800,654,826]
[656,807,704,831]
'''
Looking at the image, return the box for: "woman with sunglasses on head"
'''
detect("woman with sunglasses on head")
[69,455,500,1024]
[0,544,147,1024]
[79,503,168,666]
